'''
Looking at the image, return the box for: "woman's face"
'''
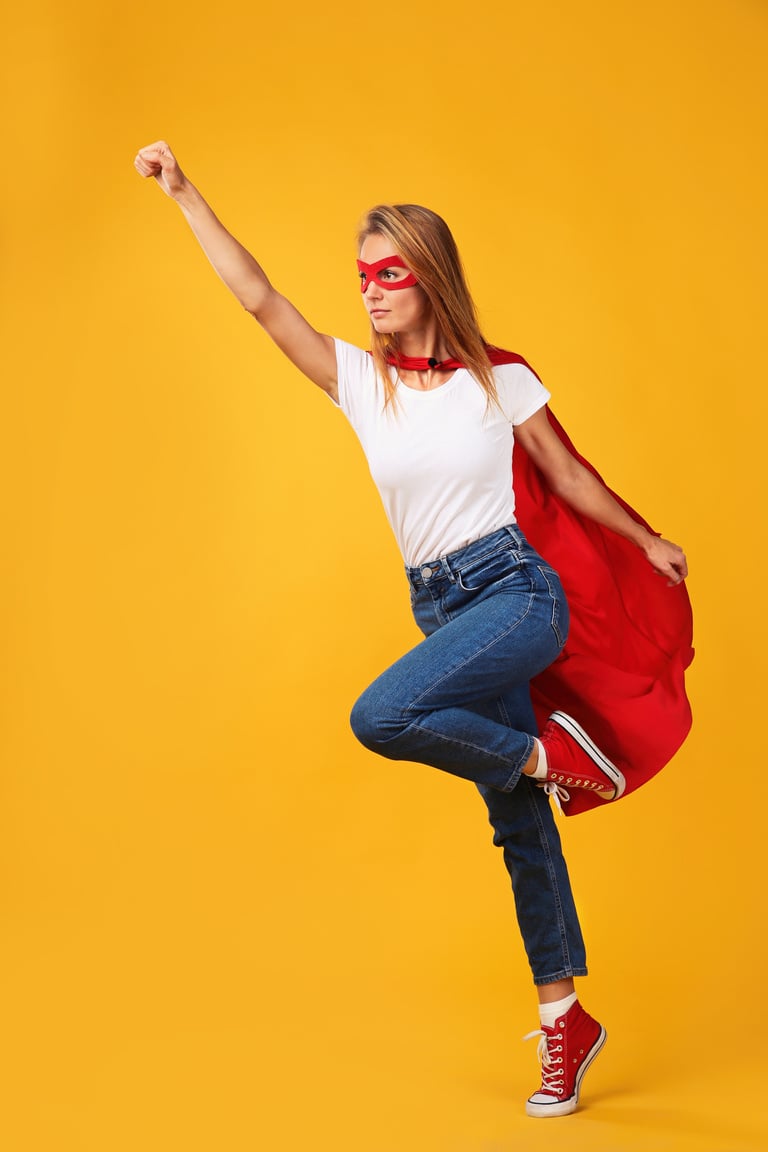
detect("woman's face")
[358,233,433,336]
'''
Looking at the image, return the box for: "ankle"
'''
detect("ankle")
[523,738,548,779]
[538,992,577,1029]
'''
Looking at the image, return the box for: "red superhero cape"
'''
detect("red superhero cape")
[487,348,694,816]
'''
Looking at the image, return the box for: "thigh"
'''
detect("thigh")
[366,573,563,721]
[473,680,538,735]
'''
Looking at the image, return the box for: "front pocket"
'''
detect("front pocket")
[456,547,522,592]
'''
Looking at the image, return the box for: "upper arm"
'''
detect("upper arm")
[514,406,582,493]
[252,290,338,401]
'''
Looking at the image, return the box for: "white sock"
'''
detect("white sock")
[538,992,577,1029]
[531,738,549,781]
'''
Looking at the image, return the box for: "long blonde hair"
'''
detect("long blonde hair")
[357,204,498,408]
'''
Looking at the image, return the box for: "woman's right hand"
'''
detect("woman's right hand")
[134,140,187,199]
[132,140,338,397]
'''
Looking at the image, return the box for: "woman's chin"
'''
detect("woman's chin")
[370,318,397,335]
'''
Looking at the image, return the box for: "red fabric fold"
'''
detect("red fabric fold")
[515,406,693,814]
[499,353,694,815]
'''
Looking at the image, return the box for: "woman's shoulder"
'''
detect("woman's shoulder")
[486,347,543,383]
[334,337,376,379]
[488,353,551,423]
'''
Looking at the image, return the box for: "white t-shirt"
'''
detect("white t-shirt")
[333,339,551,567]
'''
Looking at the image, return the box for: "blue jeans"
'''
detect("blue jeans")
[350,524,587,984]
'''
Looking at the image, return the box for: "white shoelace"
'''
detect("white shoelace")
[537,780,570,815]
[523,1028,565,1094]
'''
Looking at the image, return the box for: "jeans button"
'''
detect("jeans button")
[421,565,433,581]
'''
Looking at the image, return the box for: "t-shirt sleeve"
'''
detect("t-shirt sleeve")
[499,363,551,425]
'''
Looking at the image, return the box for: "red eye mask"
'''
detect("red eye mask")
[357,255,418,293]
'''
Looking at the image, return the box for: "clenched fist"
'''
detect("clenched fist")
[642,535,688,586]
[134,141,187,199]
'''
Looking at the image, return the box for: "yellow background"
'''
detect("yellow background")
[2,0,766,1148]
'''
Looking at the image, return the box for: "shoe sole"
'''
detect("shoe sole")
[549,711,626,800]
[525,1025,607,1118]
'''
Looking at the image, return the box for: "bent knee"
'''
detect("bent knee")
[349,688,410,755]
[349,692,383,752]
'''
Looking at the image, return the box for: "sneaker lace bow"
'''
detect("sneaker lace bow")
[537,780,570,814]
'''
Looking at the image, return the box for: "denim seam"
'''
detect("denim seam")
[536,564,568,650]
[453,546,518,588]
[527,783,576,976]
[533,967,589,987]
[403,720,530,778]
[496,695,511,726]
[457,564,523,595]
[453,540,516,572]
[501,733,535,790]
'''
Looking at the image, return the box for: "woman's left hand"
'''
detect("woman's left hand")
[642,535,688,585]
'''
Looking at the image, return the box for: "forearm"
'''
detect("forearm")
[555,464,688,582]
[173,180,273,315]
[553,469,653,552]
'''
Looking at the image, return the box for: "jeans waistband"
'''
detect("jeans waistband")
[405,524,527,590]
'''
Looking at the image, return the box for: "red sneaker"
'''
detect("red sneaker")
[539,711,625,802]
[524,1000,606,1117]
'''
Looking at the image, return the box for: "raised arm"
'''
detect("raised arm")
[134,141,338,400]
[514,407,688,585]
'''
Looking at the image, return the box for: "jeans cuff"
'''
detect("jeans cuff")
[502,732,536,790]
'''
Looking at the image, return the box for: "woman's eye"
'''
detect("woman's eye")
[380,268,397,280]
[358,272,367,283]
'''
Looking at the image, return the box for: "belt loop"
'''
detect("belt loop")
[440,556,456,582]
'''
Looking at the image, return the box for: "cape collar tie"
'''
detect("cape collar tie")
[383,346,526,372]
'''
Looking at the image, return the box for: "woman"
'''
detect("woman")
[134,141,688,1118]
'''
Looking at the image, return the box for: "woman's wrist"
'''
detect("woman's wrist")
[172,177,197,210]
[634,525,657,555]
[606,515,654,553]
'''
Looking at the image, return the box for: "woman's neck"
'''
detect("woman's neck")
[396,320,450,364]
[392,332,456,390]
[385,319,456,390]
